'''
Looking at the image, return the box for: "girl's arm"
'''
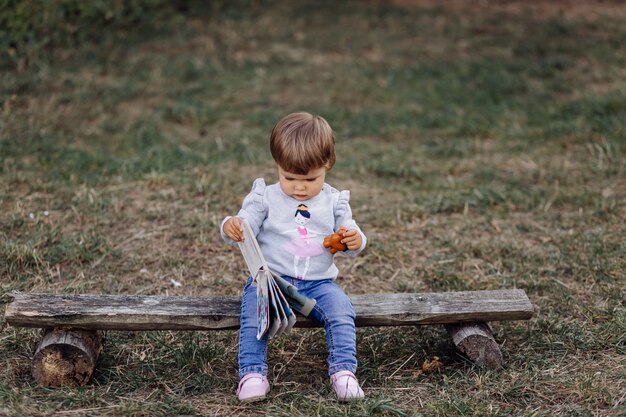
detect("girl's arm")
[334,190,367,257]
[220,178,268,245]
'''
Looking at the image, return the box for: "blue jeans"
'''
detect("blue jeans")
[238,276,357,378]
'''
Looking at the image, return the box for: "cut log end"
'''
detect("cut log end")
[446,322,503,369]
[32,329,103,387]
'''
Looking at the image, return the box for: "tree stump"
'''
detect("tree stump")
[32,328,104,387]
[446,322,502,369]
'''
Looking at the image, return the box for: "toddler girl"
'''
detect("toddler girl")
[220,112,367,402]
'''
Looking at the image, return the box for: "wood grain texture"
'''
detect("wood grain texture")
[5,289,533,331]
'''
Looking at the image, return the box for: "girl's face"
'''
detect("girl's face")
[294,213,309,225]
[278,166,327,201]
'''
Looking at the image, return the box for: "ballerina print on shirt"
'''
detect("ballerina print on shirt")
[282,204,324,279]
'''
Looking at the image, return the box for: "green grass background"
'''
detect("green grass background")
[1,1,624,416]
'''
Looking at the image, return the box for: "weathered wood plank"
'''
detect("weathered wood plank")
[5,290,533,331]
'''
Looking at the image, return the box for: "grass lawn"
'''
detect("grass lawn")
[1,1,624,416]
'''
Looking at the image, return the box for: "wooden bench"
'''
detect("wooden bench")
[5,289,533,387]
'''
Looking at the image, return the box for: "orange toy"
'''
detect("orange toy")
[323,231,348,254]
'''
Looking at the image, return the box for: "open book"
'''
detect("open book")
[238,219,317,340]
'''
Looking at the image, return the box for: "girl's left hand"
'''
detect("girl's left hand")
[339,226,362,250]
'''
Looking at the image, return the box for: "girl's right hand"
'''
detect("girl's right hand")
[224,217,244,242]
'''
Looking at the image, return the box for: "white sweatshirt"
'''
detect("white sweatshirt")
[221,178,366,280]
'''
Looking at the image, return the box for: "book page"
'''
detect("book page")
[265,273,281,339]
[271,277,296,332]
[267,276,287,338]
[254,268,270,340]
[272,273,317,316]
[237,219,268,278]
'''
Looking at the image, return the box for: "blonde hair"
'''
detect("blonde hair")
[270,112,336,175]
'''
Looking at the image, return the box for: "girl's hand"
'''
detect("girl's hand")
[224,217,244,242]
[339,226,362,251]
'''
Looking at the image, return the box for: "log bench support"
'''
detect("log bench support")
[32,328,104,387]
[446,322,502,369]
[6,290,533,386]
